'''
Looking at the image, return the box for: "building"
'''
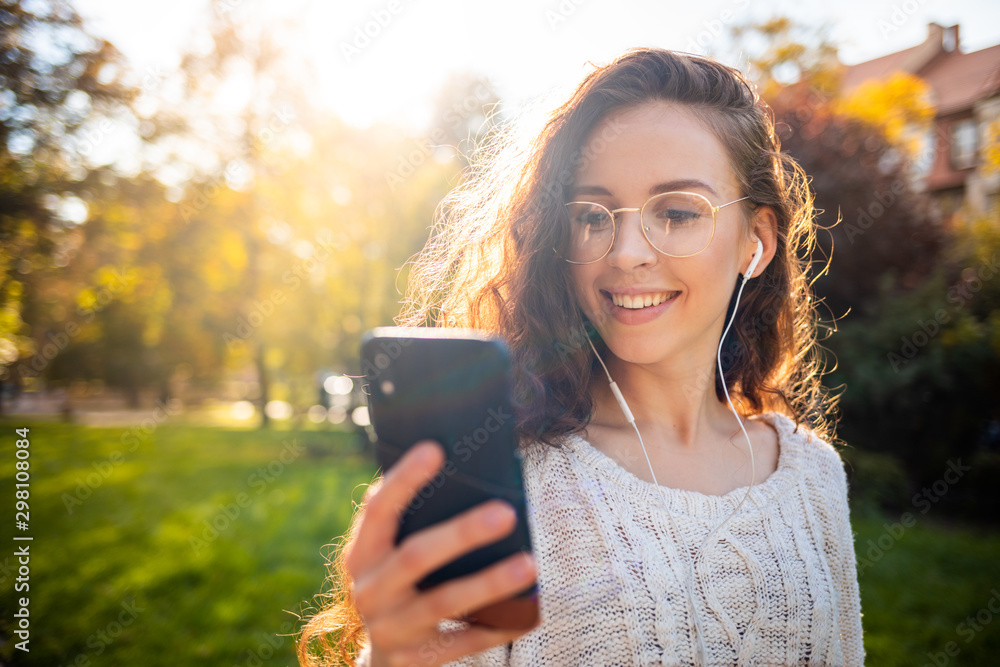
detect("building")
[840,23,1000,218]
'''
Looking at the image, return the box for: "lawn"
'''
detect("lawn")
[0,420,998,665]
[0,420,373,666]
[852,506,1000,666]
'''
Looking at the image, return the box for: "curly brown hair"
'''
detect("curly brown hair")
[296,47,841,666]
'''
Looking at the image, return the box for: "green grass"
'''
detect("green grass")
[0,421,376,666]
[852,506,1000,666]
[0,421,998,665]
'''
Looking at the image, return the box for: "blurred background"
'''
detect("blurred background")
[1,0,999,664]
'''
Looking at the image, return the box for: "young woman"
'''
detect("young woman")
[297,47,865,666]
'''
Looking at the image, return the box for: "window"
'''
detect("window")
[943,26,958,52]
[910,125,936,179]
[951,119,977,170]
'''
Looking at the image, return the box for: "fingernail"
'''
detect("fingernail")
[511,553,534,577]
[485,503,513,527]
[413,442,437,463]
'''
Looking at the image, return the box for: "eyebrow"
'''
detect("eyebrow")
[571,179,719,199]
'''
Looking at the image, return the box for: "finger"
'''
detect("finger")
[345,441,445,577]
[369,550,536,646]
[356,497,519,620]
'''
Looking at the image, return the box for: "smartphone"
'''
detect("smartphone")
[361,327,539,631]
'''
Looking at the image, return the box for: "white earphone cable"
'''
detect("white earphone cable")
[587,333,712,664]
[584,245,761,666]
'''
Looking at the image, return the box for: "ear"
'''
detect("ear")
[744,205,779,279]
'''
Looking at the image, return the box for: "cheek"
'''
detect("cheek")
[677,258,733,312]
[569,267,598,313]
[568,267,587,298]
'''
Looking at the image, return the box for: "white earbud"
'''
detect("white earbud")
[743,237,763,283]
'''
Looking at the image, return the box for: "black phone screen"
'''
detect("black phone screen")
[361,327,537,616]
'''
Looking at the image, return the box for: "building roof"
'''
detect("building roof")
[921,43,1000,115]
[840,44,925,92]
[840,23,1000,116]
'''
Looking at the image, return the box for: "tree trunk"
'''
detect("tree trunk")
[256,339,269,428]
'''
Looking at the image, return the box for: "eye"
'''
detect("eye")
[567,203,612,230]
[581,210,611,227]
[647,194,708,228]
[658,207,701,225]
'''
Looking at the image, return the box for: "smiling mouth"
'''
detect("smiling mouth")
[603,290,681,309]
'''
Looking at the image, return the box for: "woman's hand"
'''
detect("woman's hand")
[345,440,538,667]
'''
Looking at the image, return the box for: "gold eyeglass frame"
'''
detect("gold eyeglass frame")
[557,191,751,265]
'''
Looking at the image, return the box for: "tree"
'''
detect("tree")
[767,81,946,319]
[835,71,935,161]
[114,5,321,424]
[424,71,502,168]
[0,0,134,410]
[718,15,946,318]
[719,16,1000,522]
[715,16,842,98]
[0,2,521,426]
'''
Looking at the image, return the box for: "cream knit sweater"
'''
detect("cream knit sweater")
[354,410,865,666]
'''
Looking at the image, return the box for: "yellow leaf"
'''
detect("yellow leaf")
[836,72,935,156]
[76,288,97,311]
[221,229,248,272]
[982,117,1000,176]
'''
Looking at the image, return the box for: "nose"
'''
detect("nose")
[607,208,658,270]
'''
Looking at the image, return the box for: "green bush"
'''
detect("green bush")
[825,209,1000,523]
[841,448,911,518]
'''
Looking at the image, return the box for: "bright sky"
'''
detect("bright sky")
[73,0,1000,133]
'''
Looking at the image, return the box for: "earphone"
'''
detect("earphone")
[744,236,764,282]
[585,236,763,666]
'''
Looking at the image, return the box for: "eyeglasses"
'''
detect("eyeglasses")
[557,191,751,265]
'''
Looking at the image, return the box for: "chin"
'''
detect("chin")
[600,335,676,367]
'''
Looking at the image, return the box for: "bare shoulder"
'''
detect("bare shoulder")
[745,414,780,448]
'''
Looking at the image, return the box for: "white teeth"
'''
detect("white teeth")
[610,291,679,309]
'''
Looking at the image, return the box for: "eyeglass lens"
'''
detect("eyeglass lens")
[565,192,715,263]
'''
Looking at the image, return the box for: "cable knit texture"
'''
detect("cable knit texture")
[354,410,865,666]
